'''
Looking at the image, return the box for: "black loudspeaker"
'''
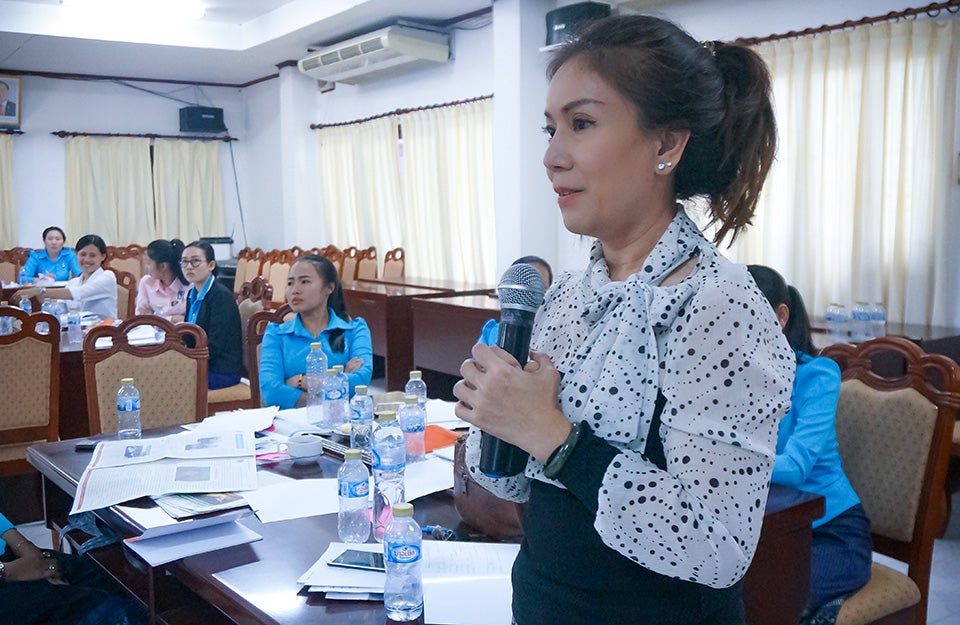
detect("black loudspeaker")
[179,106,226,133]
[545,2,611,47]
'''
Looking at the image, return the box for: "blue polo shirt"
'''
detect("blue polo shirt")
[22,248,82,281]
[0,512,15,552]
[259,309,373,409]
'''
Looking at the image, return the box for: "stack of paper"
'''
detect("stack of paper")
[299,542,385,598]
[70,430,258,514]
[123,509,262,567]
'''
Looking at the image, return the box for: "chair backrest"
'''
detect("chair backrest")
[383,247,405,278]
[0,249,20,284]
[317,245,344,278]
[356,246,378,280]
[236,276,275,372]
[241,247,264,284]
[820,336,960,625]
[105,244,145,283]
[246,304,293,407]
[109,268,137,320]
[83,316,209,435]
[0,307,60,475]
[266,250,294,305]
[341,246,359,282]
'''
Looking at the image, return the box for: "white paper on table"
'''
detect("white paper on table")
[405,457,455,501]
[89,430,256,468]
[421,541,520,625]
[272,407,317,436]
[191,406,280,433]
[124,519,261,567]
[431,446,456,463]
[93,324,159,348]
[298,542,384,591]
[243,478,344,523]
[426,399,468,429]
[71,456,258,514]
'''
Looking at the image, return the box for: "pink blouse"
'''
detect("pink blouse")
[135,275,189,316]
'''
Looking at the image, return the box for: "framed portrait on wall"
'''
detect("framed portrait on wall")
[0,75,22,128]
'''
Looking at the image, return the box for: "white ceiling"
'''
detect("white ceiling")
[0,0,496,85]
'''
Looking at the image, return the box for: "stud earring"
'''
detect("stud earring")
[657,162,666,171]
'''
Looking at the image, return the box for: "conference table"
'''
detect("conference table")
[343,279,494,391]
[27,430,824,625]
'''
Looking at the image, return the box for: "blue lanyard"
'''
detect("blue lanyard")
[186,276,215,324]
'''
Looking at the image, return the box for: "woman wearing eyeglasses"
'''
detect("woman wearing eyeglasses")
[181,241,243,390]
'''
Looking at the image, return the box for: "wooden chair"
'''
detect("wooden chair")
[243,247,265,284]
[0,308,60,475]
[341,246,359,282]
[0,249,21,284]
[266,250,295,306]
[246,304,294,407]
[83,316,208,435]
[383,247,405,278]
[317,245,344,278]
[108,268,137,320]
[821,336,960,625]
[356,246,378,280]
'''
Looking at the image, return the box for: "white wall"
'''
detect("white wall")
[8,75,245,250]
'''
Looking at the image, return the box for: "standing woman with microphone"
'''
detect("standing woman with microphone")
[455,15,794,625]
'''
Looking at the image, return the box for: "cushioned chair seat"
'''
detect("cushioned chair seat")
[836,563,920,625]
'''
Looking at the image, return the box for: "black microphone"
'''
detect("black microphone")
[479,263,545,478]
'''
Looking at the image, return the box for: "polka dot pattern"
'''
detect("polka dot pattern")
[467,210,794,588]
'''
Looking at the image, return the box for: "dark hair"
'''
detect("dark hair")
[147,239,187,284]
[294,254,350,352]
[0,80,8,92]
[74,234,108,266]
[548,15,776,243]
[513,255,553,287]
[747,264,816,357]
[42,226,66,242]
[184,240,218,276]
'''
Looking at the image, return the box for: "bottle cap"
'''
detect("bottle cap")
[333,365,344,373]
[326,368,336,375]
[379,411,397,421]
[404,395,418,404]
[354,385,368,394]
[310,342,323,349]
[391,502,414,516]
[344,449,362,460]
[409,370,422,379]
[121,377,134,384]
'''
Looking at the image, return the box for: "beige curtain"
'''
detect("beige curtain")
[153,139,225,241]
[399,99,496,284]
[0,135,15,248]
[725,18,958,327]
[65,136,154,245]
[316,117,404,266]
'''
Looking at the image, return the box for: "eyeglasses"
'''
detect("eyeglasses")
[179,258,206,268]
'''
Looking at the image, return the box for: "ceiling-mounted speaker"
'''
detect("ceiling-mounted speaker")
[179,106,226,133]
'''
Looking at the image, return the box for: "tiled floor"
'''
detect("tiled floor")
[17,488,960,622]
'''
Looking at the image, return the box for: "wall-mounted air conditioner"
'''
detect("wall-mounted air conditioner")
[298,25,450,85]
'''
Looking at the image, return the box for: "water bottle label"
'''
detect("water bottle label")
[340,479,369,498]
[117,398,141,411]
[371,449,403,471]
[386,543,421,564]
[325,389,344,401]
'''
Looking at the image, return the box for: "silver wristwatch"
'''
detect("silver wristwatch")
[0,559,6,583]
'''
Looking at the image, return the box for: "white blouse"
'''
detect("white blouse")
[67,267,118,319]
[466,209,795,588]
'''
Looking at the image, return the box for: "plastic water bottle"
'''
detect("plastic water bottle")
[825,303,849,345]
[305,342,327,428]
[38,300,57,335]
[372,411,405,542]
[18,267,29,286]
[338,448,371,543]
[333,363,350,399]
[349,385,374,452]
[850,302,871,343]
[18,296,32,315]
[116,378,142,439]
[66,301,82,345]
[399,395,426,464]
[153,305,167,342]
[404,370,427,410]
[323,368,349,431]
[870,302,887,339]
[0,302,12,336]
[383,502,423,622]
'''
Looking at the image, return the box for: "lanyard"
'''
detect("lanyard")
[186,276,215,324]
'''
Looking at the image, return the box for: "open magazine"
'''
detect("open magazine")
[70,430,258,515]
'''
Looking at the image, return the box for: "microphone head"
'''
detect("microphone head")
[497,263,545,313]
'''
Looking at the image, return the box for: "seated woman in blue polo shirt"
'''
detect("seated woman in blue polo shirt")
[21,226,82,282]
[259,254,373,409]
[747,265,872,625]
